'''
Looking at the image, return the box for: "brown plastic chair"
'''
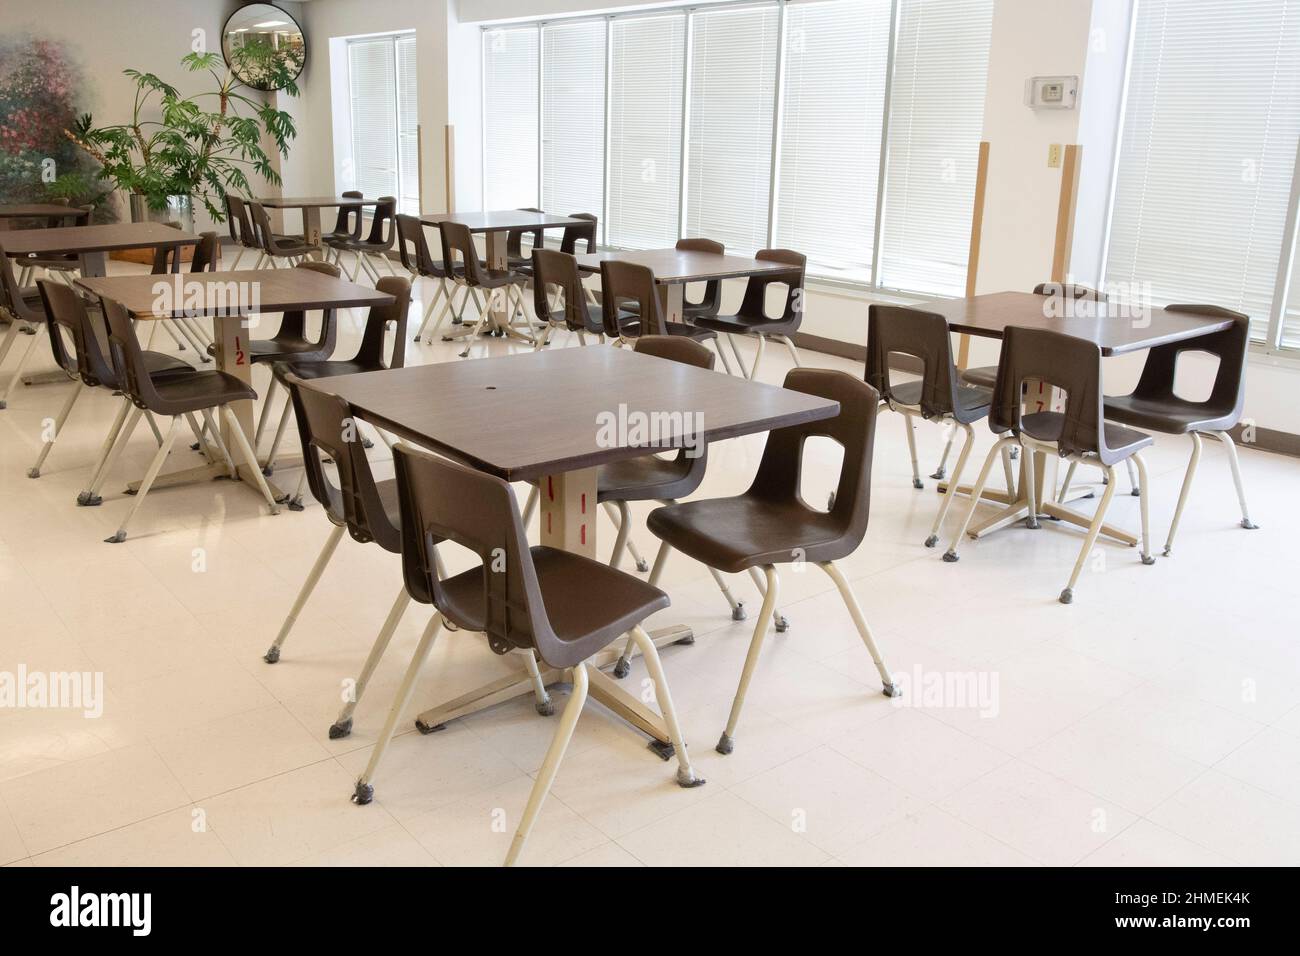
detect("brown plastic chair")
[322,190,365,263]
[559,213,598,255]
[17,201,93,283]
[646,368,900,755]
[248,201,320,267]
[350,443,704,866]
[530,248,604,347]
[0,240,50,409]
[437,219,531,356]
[619,238,725,325]
[94,295,280,543]
[265,275,411,480]
[866,304,1005,548]
[943,326,1156,603]
[694,248,806,381]
[29,280,193,481]
[150,231,220,363]
[506,206,546,273]
[396,214,468,344]
[223,194,258,268]
[598,259,734,373]
[333,196,397,284]
[1094,304,1256,555]
[263,373,421,740]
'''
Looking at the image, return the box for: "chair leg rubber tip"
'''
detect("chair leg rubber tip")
[263,646,281,664]
[731,604,747,621]
[912,479,924,490]
[612,657,630,679]
[930,469,946,480]
[1163,547,1173,556]
[942,550,960,563]
[26,468,39,479]
[882,682,902,699]
[774,616,789,633]
[635,559,649,573]
[924,534,939,548]
[1141,554,1156,566]
[103,531,126,544]
[534,699,555,717]
[77,492,102,507]
[1241,519,1259,530]
[715,733,734,755]
[328,718,352,740]
[1059,588,1074,605]
[676,768,706,788]
[287,497,305,512]
[351,781,374,805]
[1130,488,1141,496]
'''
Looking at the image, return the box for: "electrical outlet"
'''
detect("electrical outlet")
[1047,143,1062,168]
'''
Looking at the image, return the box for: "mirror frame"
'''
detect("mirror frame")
[221,2,307,92]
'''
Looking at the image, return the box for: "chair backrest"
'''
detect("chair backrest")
[284,373,401,551]
[394,443,560,660]
[865,304,962,419]
[247,201,275,253]
[1130,303,1250,423]
[100,297,164,411]
[34,279,82,379]
[0,242,40,324]
[600,259,663,337]
[395,214,439,277]
[269,259,343,349]
[331,191,365,239]
[438,220,487,286]
[632,334,715,485]
[39,280,116,388]
[735,248,806,329]
[506,207,545,259]
[989,325,1109,460]
[226,196,256,249]
[362,196,397,248]
[560,213,598,255]
[676,237,724,312]
[531,248,588,332]
[749,368,880,554]
[151,231,219,275]
[351,274,411,369]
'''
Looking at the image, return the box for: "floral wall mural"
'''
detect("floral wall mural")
[0,35,111,218]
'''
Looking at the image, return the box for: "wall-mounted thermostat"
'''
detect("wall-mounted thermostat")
[1025,75,1078,110]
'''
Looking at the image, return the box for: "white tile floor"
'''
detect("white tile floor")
[1,260,1297,867]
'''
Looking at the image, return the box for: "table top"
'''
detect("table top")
[0,222,199,257]
[317,346,839,481]
[574,248,798,284]
[418,210,582,233]
[77,269,394,319]
[921,291,1238,356]
[256,196,380,209]
[0,203,84,219]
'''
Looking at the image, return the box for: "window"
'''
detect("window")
[542,20,606,233]
[684,4,779,256]
[607,13,686,249]
[482,25,540,209]
[1104,0,1300,349]
[480,0,994,294]
[346,34,420,215]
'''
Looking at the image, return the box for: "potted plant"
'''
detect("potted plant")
[64,51,298,230]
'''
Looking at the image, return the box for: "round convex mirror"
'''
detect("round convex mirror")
[222,3,306,91]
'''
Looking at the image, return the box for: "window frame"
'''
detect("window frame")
[345,31,420,216]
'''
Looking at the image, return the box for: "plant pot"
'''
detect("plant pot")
[128,193,194,233]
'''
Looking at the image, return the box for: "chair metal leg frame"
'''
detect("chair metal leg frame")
[1125,457,1141,497]
[330,587,414,738]
[27,381,83,478]
[412,279,450,342]
[774,334,801,369]
[522,484,539,527]
[925,422,975,548]
[1163,430,1257,557]
[747,564,789,632]
[931,430,956,480]
[104,414,182,543]
[628,626,703,787]
[603,500,650,572]
[942,435,1018,562]
[725,334,747,379]
[180,317,214,361]
[819,560,900,696]
[81,404,143,507]
[717,565,779,754]
[77,398,133,505]
[254,375,279,448]
[519,648,554,716]
[902,411,923,489]
[262,400,295,474]
[352,611,445,807]
[710,337,737,377]
[1058,464,1118,604]
[201,407,238,478]
[1209,430,1258,532]
[0,326,40,409]
[219,405,282,514]
[264,523,347,663]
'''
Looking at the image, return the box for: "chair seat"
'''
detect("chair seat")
[543,303,604,335]
[1103,394,1237,435]
[890,380,992,424]
[205,338,328,364]
[270,240,319,257]
[693,313,798,337]
[473,267,526,289]
[598,454,696,504]
[437,546,670,668]
[142,351,196,378]
[1021,410,1153,465]
[958,365,997,389]
[648,497,852,574]
[148,370,257,415]
[273,358,384,383]
[333,238,393,254]
[617,319,716,342]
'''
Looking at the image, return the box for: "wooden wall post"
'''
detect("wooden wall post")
[1051,143,1082,283]
[958,140,991,369]
[444,124,456,214]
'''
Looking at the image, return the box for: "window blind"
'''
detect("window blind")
[606,13,686,249]
[684,3,780,256]
[483,25,540,209]
[1105,0,1300,342]
[877,0,993,295]
[348,38,398,201]
[542,20,606,232]
[395,35,419,215]
[775,0,891,282]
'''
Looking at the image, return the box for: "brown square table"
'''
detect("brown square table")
[919,290,1239,544]
[256,195,381,249]
[574,247,797,324]
[77,269,393,501]
[1,221,199,278]
[317,345,838,746]
[419,211,584,342]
